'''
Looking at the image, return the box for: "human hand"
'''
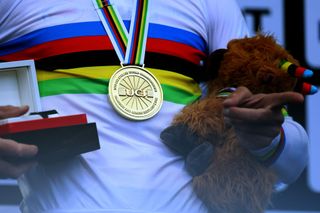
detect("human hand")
[222,87,304,150]
[0,105,38,178]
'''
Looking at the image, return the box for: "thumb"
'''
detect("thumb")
[0,105,29,119]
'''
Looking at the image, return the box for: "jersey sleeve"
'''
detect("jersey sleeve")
[270,116,309,184]
[204,0,249,52]
[249,116,309,184]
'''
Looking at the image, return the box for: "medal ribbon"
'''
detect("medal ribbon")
[93,0,150,66]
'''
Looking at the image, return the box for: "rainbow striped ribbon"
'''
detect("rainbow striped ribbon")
[92,0,149,66]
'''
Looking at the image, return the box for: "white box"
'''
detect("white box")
[0,60,42,113]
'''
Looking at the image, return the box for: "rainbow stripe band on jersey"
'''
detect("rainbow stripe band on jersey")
[36,67,201,105]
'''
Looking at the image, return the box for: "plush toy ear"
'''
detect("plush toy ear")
[203,49,227,81]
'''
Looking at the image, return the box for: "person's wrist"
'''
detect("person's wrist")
[248,128,285,165]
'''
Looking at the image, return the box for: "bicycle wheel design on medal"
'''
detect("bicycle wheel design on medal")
[108,65,163,120]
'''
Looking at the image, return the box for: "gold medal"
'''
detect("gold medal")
[94,0,160,120]
[108,65,163,120]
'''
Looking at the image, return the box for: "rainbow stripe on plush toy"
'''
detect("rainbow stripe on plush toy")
[279,60,318,95]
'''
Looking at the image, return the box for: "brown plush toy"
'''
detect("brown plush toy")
[160,34,317,213]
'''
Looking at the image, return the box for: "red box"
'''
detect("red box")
[0,114,100,163]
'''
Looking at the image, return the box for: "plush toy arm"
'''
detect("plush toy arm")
[160,124,202,157]
[160,124,214,176]
[160,98,225,177]
[185,142,214,176]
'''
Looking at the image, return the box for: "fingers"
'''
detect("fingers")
[232,127,280,150]
[260,92,303,109]
[0,138,38,179]
[222,87,289,150]
[0,138,38,159]
[244,92,303,110]
[223,86,252,108]
[0,160,37,179]
[227,116,282,136]
[224,108,284,125]
[224,112,283,150]
[223,87,304,109]
[0,105,29,119]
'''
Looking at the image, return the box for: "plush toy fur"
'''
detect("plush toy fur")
[160,35,299,213]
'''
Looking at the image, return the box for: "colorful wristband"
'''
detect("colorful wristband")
[250,127,286,166]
